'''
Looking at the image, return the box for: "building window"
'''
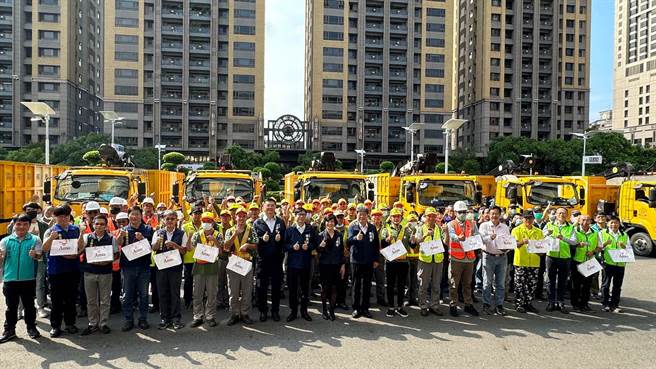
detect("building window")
[234,9,256,18]
[323,47,343,57]
[426,8,446,17]
[38,13,60,22]
[323,15,343,25]
[234,42,256,51]
[115,34,138,45]
[233,74,255,84]
[233,107,255,116]
[233,91,255,100]
[323,63,343,72]
[425,69,444,77]
[425,99,443,108]
[115,17,138,27]
[38,82,59,92]
[115,51,138,61]
[115,85,138,95]
[425,84,444,93]
[426,38,445,47]
[323,31,343,41]
[233,58,255,67]
[425,54,445,63]
[38,65,59,76]
[38,48,59,57]
[115,0,138,10]
[234,25,256,35]
[322,111,343,119]
[323,79,343,88]
[38,30,59,40]
[324,0,344,9]
[114,69,138,78]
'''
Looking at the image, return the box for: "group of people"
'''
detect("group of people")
[0,193,632,344]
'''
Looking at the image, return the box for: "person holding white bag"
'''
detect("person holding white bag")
[600,217,630,313]
[189,212,223,328]
[151,210,187,331]
[570,214,601,313]
[479,206,510,316]
[447,201,480,317]
[412,207,445,318]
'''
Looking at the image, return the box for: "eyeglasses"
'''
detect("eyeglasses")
[94,223,106,227]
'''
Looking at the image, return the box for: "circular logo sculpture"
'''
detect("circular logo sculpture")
[271,114,305,145]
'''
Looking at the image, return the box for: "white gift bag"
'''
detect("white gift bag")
[381,240,408,262]
[122,239,152,261]
[419,239,445,257]
[227,255,253,276]
[577,258,603,277]
[461,235,484,252]
[154,249,182,270]
[50,239,79,256]
[85,245,114,263]
[193,243,219,263]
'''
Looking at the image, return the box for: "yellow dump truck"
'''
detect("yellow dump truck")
[173,170,264,218]
[0,161,67,234]
[284,171,372,204]
[495,175,619,216]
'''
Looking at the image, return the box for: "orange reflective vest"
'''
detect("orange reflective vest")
[449,220,476,261]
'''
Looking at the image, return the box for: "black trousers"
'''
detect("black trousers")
[601,264,625,308]
[537,254,547,297]
[440,254,450,299]
[386,262,408,308]
[183,263,194,307]
[570,260,592,308]
[547,257,570,304]
[287,267,310,314]
[319,264,341,310]
[336,262,349,304]
[3,280,37,331]
[156,267,182,322]
[78,272,87,311]
[49,271,79,329]
[149,266,159,309]
[352,263,373,312]
[111,270,122,311]
[257,260,283,313]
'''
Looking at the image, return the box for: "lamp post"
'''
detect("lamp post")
[570,132,589,176]
[355,149,366,173]
[402,122,425,161]
[155,144,166,169]
[21,102,55,165]
[440,118,467,174]
[100,111,124,146]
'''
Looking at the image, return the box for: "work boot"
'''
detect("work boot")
[464,305,479,317]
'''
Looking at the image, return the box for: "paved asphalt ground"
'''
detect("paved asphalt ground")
[1,259,655,369]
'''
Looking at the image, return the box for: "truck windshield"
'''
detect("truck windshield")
[55,175,130,202]
[186,178,253,202]
[302,178,365,203]
[417,180,476,206]
[526,181,578,206]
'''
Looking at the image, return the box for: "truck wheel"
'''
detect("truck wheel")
[630,232,654,257]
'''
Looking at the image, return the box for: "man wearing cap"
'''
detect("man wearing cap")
[217,209,234,308]
[346,203,357,223]
[363,199,374,212]
[247,203,260,225]
[189,212,223,328]
[223,207,259,325]
[337,198,348,212]
[543,207,577,314]
[43,205,84,337]
[413,207,445,317]
[110,212,129,314]
[141,197,158,229]
[570,214,600,313]
[151,210,187,330]
[117,206,154,331]
[253,198,287,322]
[479,206,510,316]
[511,210,543,313]
[404,212,420,306]
[380,208,412,317]
[284,207,318,322]
[108,197,126,233]
[447,201,480,317]
[181,207,203,309]
[371,209,387,307]
[8,202,50,319]
[347,206,380,318]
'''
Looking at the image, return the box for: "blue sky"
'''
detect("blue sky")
[265,1,616,122]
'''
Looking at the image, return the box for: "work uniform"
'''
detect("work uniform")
[191,230,222,322]
[347,222,380,314]
[151,228,186,325]
[317,229,345,314]
[380,223,412,309]
[447,220,479,307]
[225,224,258,317]
[253,215,286,316]
[600,230,629,309]
[543,222,576,306]
[44,224,81,331]
[182,221,202,308]
[415,224,445,311]
[511,224,543,308]
[284,223,318,316]
[120,223,154,325]
[570,227,599,309]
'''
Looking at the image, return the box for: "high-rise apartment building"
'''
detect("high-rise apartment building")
[1,0,104,147]
[305,0,456,164]
[103,0,265,160]
[613,0,656,146]
[456,0,590,156]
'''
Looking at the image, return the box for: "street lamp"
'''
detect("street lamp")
[155,144,166,170]
[570,132,589,176]
[402,122,425,162]
[100,111,124,146]
[21,102,56,165]
[355,149,366,173]
[441,118,467,174]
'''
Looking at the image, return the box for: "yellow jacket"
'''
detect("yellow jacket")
[511,224,543,268]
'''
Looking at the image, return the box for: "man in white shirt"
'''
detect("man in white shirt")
[479,206,510,316]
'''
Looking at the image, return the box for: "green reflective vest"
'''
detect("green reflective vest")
[544,222,574,259]
[601,230,629,268]
[572,227,600,263]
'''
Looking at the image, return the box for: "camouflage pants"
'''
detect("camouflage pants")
[514,266,539,307]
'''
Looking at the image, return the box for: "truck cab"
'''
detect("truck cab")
[284,172,373,204]
[615,179,656,256]
[400,174,492,215]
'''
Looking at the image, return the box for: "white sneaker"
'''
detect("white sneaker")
[38,308,50,318]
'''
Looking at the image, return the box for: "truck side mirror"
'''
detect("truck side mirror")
[579,188,586,206]
[171,183,180,204]
[506,186,517,201]
[138,182,146,201]
[368,182,374,190]
[368,190,375,201]
[404,183,415,204]
[649,188,656,208]
[43,180,51,202]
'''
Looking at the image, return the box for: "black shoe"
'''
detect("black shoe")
[546,303,556,312]
[271,311,281,322]
[110,306,121,315]
[559,304,570,314]
[158,321,172,330]
[386,308,395,318]
[148,306,159,314]
[581,305,594,313]
[241,315,254,325]
[49,328,62,338]
[100,325,111,334]
[0,330,16,343]
[329,310,336,321]
[225,315,240,326]
[406,299,419,307]
[80,326,98,336]
[207,319,217,327]
[351,310,362,319]
[420,308,430,317]
[449,306,459,317]
[137,320,149,330]
[173,321,185,330]
[482,304,493,315]
[516,305,527,313]
[464,305,479,317]
[429,307,443,316]
[301,311,312,321]
[27,327,41,339]
[65,325,79,334]
[260,312,268,322]
[121,321,134,332]
[77,309,87,318]
[495,306,507,316]
[190,319,204,328]
[362,310,373,319]
[286,313,298,322]
[323,309,331,320]
[526,304,539,314]
[397,308,409,318]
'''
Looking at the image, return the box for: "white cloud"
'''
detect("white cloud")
[264,0,305,121]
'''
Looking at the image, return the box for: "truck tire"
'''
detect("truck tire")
[630,232,654,257]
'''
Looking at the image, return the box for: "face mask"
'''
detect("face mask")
[457,213,467,222]
[534,213,543,221]
[110,207,121,215]
[514,219,522,226]
[508,209,516,217]
[26,210,38,220]
[202,223,213,231]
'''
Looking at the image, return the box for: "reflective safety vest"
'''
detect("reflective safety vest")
[418,224,444,264]
[182,221,202,264]
[572,227,599,263]
[544,222,573,259]
[231,224,253,261]
[601,230,629,268]
[197,230,221,265]
[384,223,409,262]
[449,221,476,261]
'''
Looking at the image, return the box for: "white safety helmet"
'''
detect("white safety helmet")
[85,201,101,212]
[109,197,126,206]
[116,212,129,221]
[142,197,155,205]
[99,207,109,215]
[453,201,468,212]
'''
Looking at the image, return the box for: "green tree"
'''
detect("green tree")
[201,162,217,170]
[224,144,262,170]
[297,151,318,169]
[5,144,45,164]
[50,133,110,165]
[161,162,177,171]
[128,147,159,169]
[82,150,101,166]
[449,149,481,174]
[0,146,8,160]
[335,159,343,170]
[435,163,446,173]
[263,162,282,180]
[379,161,395,173]
[162,152,185,166]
